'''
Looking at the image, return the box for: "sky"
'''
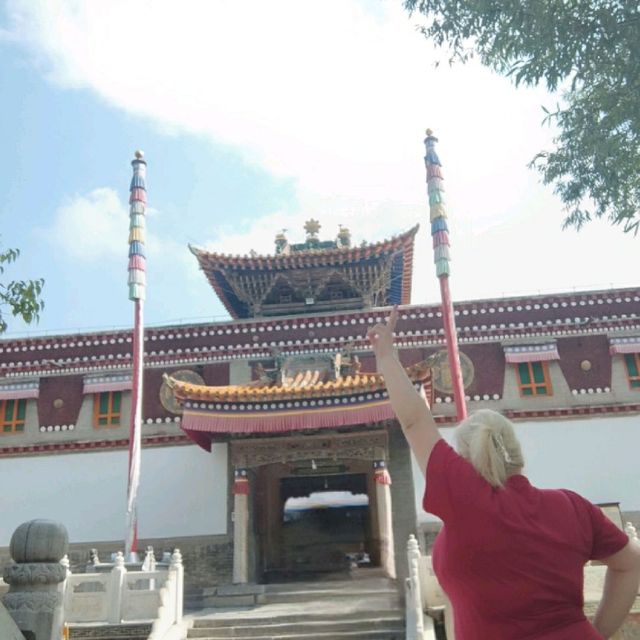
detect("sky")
[0,0,637,338]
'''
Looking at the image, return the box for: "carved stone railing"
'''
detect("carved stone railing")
[63,549,185,639]
[404,535,439,640]
[148,550,186,640]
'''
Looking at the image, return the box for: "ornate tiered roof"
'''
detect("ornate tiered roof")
[166,354,432,446]
[190,223,418,319]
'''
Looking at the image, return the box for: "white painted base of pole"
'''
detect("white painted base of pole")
[233,493,249,584]
[376,481,396,579]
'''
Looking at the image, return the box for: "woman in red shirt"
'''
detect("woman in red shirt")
[368,307,640,639]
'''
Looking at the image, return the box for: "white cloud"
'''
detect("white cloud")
[42,184,222,324]
[6,0,554,206]
[285,491,369,511]
[8,0,638,308]
[47,187,128,261]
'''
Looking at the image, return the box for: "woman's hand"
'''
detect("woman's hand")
[367,305,398,363]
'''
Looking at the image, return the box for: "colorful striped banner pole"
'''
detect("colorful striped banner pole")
[126,150,147,559]
[424,130,467,421]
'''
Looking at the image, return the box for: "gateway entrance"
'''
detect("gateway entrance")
[280,473,370,576]
[255,461,379,583]
[232,431,395,584]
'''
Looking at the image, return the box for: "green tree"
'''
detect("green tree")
[0,244,45,333]
[405,0,640,233]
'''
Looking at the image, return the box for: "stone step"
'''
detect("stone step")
[186,575,405,640]
[187,630,404,640]
[188,617,404,637]
[186,591,400,610]
[185,577,400,610]
[68,623,152,639]
[192,611,403,629]
[263,577,395,593]
[263,587,400,605]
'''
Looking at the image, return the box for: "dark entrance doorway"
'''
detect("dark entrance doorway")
[281,473,369,575]
[255,462,377,582]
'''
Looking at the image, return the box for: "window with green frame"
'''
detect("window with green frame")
[517,361,553,397]
[624,353,640,389]
[1,399,27,434]
[93,391,122,427]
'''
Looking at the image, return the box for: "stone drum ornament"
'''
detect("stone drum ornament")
[2,519,69,640]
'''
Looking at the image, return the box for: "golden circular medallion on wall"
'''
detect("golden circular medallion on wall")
[429,349,475,394]
[159,369,205,414]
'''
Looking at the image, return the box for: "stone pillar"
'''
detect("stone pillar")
[169,549,184,622]
[108,552,126,624]
[232,468,250,584]
[374,460,396,579]
[405,535,424,640]
[2,519,69,640]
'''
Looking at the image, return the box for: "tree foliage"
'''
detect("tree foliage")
[405,0,640,233]
[0,244,45,333]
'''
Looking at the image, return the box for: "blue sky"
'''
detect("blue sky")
[0,0,637,338]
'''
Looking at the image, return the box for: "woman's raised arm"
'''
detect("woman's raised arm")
[367,306,441,476]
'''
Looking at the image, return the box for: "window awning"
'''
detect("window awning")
[503,343,559,364]
[609,336,640,355]
[83,374,132,394]
[0,380,39,401]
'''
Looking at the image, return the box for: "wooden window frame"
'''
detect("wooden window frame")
[93,391,122,428]
[623,353,640,390]
[1,399,27,435]
[516,361,553,397]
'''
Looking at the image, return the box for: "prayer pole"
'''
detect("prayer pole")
[126,150,147,559]
[424,130,467,421]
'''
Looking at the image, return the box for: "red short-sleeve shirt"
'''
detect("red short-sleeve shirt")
[423,439,629,640]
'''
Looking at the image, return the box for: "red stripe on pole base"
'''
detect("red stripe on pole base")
[374,469,392,485]
[233,478,250,495]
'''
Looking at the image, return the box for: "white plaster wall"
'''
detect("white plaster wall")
[413,414,640,524]
[0,443,228,545]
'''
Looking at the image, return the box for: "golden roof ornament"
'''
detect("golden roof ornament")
[337,225,351,248]
[275,229,289,255]
[304,218,321,239]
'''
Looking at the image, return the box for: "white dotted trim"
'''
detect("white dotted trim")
[39,424,75,432]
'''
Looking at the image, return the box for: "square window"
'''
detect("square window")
[0,399,27,435]
[624,354,640,391]
[93,392,122,428]
[516,361,553,397]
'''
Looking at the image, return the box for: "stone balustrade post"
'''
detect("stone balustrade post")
[406,535,424,640]
[107,552,126,624]
[142,546,156,571]
[625,522,638,541]
[169,549,184,622]
[2,519,69,640]
[143,546,157,590]
[52,555,72,640]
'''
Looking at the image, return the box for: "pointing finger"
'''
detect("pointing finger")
[387,305,398,333]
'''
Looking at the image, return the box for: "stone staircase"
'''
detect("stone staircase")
[67,622,152,640]
[185,570,405,640]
